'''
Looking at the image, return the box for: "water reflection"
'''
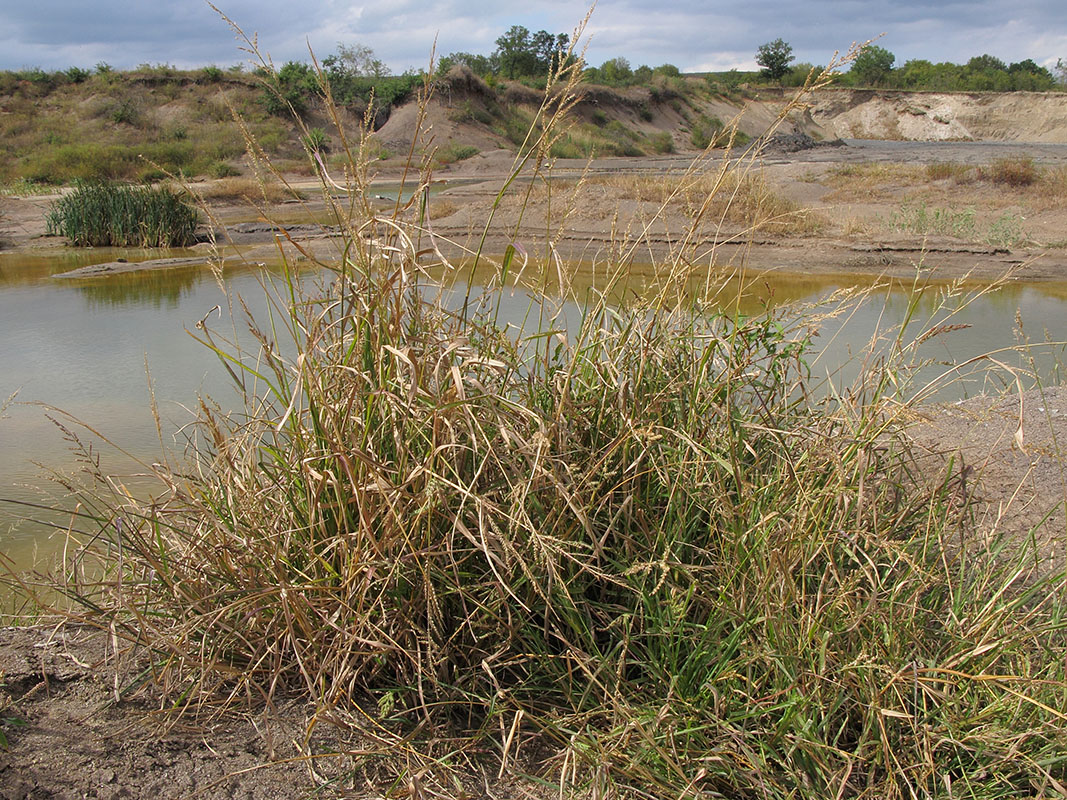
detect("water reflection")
[0,247,202,287]
[72,266,206,310]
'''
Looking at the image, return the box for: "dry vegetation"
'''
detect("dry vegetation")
[0,68,295,185]
[187,174,303,204]
[595,170,826,235]
[821,157,1067,209]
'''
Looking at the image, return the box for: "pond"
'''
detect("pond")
[2,247,1066,581]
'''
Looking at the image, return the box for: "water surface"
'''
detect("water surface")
[2,248,1066,576]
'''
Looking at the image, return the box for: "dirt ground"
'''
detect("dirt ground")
[5,137,1067,283]
[3,137,1067,798]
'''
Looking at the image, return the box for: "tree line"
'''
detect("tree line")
[438,25,681,88]
[758,38,1064,92]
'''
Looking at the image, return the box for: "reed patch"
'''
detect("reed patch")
[45,181,198,247]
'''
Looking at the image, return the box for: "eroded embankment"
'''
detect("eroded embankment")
[801,88,1067,142]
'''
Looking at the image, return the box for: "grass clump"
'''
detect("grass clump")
[434,141,479,165]
[45,181,198,247]
[889,199,977,239]
[925,161,969,181]
[596,170,824,236]
[984,156,1038,187]
[19,31,1067,800]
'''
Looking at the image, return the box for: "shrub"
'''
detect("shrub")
[199,65,224,83]
[648,131,674,153]
[434,141,479,165]
[45,181,198,247]
[689,112,724,149]
[987,156,1037,187]
[210,161,242,178]
[301,127,330,154]
[108,98,140,126]
[64,66,90,84]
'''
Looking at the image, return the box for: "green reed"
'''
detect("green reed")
[45,181,198,247]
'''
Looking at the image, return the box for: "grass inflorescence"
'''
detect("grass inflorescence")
[17,25,1067,800]
[46,181,198,247]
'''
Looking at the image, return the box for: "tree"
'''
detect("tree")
[599,57,633,86]
[967,54,1008,73]
[323,43,389,78]
[438,51,499,77]
[1007,60,1055,91]
[851,45,895,86]
[756,39,794,82]
[494,26,568,79]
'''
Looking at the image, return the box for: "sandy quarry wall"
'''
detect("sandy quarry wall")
[802,89,1067,142]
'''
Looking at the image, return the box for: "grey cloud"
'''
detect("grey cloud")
[1,0,1064,73]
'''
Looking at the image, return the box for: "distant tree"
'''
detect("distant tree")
[967,54,1008,73]
[632,64,653,83]
[438,51,499,77]
[851,44,895,86]
[495,26,569,79]
[1008,58,1040,74]
[1057,58,1067,87]
[654,63,681,77]
[756,39,794,82]
[1005,59,1055,91]
[323,43,389,78]
[598,57,633,86]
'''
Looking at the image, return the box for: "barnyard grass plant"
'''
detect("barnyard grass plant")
[25,22,1067,800]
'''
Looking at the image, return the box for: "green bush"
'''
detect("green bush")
[199,65,224,84]
[648,131,674,153]
[45,181,198,247]
[210,161,242,178]
[301,127,330,154]
[434,141,479,164]
[108,98,140,126]
[690,113,724,149]
[64,66,90,84]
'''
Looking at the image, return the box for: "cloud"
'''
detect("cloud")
[1,0,1063,73]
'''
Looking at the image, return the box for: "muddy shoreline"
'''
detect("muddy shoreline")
[5,139,1067,285]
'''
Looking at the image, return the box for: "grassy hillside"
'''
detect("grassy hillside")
[0,64,764,188]
[0,65,293,186]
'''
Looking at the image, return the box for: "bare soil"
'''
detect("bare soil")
[0,624,553,799]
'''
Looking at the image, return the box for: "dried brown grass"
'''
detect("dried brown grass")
[190,175,302,204]
[592,171,825,236]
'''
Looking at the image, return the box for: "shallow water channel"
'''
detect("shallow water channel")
[2,247,1066,582]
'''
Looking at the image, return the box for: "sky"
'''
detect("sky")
[1,0,1064,76]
